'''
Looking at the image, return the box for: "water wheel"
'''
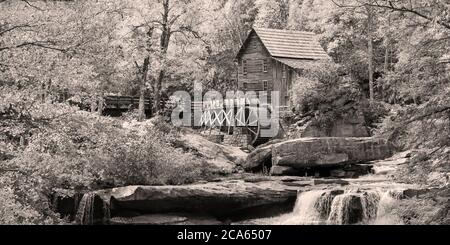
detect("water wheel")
[199,101,266,146]
[234,105,261,145]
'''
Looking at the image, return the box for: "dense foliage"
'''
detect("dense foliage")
[0,85,213,224]
[1,0,449,224]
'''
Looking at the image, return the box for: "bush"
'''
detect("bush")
[360,100,390,132]
[12,111,210,189]
[292,61,343,114]
[385,197,449,225]
[0,186,51,225]
[292,76,321,114]
[120,108,141,121]
[1,88,215,223]
[291,60,395,136]
[374,88,450,149]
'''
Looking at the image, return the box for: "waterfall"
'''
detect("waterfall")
[315,191,337,219]
[361,191,381,221]
[76,193,110,225]
[76,193,96,225]
[327,192,363,224]
[370,191,403,225]
[274,188,404,225]
[277,190,327,225]
[292,190,327,224]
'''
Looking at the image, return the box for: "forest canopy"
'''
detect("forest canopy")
[1,0,449,224]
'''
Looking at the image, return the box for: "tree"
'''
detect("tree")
[0,0,124,103]
[134,27,154,121]
[122,0,205,114]
[298,0,385,99]
[331,0,450,102]
[222,0,258,46]
[254,0,289,29]
[286,0,305,30]
[366,4,374,101]
[191,0,258,93]
[358,0,450,31]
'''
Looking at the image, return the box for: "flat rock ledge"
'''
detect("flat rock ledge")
[273,137,393,168]
[245,137,393,174]
[109,213,223,225]
[94,180,298,219]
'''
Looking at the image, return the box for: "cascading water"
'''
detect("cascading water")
[327,192,364,224]
[315,190,340,219]
[369,190,404,225]
[76,193,110,225]
[76,193,96,225]
[361,191,381,222]
[268,188,404,225]
[280,190,328,225]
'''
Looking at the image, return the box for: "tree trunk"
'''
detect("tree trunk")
[367,5,374,102]
[382,42,389,101]
[154,0,171,114]
[154,69,164,113]
[382,14,391,102]
[136,26,154,121]
[138,88,145,121]
[97,94,104,116]
[139,56,150,121]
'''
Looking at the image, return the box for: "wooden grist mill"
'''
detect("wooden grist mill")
[195,27,331,147]
[198,96,276,147]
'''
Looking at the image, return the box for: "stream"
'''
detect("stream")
[240,151,416,225]
[241,187,407,225]
[72,151,422,225]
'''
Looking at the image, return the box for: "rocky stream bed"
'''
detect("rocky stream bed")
[52,136,442,225]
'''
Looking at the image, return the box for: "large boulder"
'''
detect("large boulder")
[300,119,369,138]
[243,139,284,171]
[244,145,272,171]
[272,137,392,169]
[95,180,298,219]
[270,166,301,176]
[176,131,248,173]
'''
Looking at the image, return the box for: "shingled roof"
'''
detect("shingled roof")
[272,57,317,70]
[237,27,329,61]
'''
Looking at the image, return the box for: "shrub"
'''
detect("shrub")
[292,76,321,114]
[374,88,450,149]
[1,88,215,223]
[385,197,449,225]
[0,186,48,225]
[291,61,376,134]
[14,111,210,189]
[360,100,390,132]
[292,61,343,114]
[120,108,141,121]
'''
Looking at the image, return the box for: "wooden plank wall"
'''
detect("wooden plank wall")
[237,32,295,106]
[237,33,273,93]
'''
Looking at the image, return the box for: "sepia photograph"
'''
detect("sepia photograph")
[0,0,449,239]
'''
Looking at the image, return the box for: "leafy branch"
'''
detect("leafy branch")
[331,0,450,30]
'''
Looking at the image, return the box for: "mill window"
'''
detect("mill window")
[262,60,268,72]
[242,60,248,77]
[262,80,268,90]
